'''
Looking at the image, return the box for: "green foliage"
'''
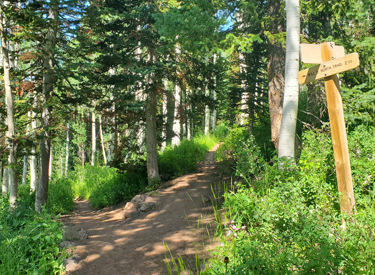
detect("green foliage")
[89,170,147,209]
[214,124,229,142]
[18,180,75,215]
[47,179,76,214]
[206,126,375,274]
[158,135,218,179]
[70,165,118,200]
[0,199,66,275]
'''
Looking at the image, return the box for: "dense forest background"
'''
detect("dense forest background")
[1,0,375,273]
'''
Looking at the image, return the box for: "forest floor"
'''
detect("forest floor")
[62,144,225,275]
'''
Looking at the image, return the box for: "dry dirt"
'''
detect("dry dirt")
[63,144,224,275]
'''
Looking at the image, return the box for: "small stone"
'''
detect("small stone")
[139,202,155,212]
[131,194,146,204]
[62,226,88,241]
[59,241,77,249]
[123,202,140,219]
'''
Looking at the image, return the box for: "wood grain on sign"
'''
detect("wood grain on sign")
[298,53,359,84]
[300,44,345,64]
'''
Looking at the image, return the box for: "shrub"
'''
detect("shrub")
[206,126,375,274]
[0,198,66,275]
[47,178,75,214]
[89,170,147,209]
[158,135,218,179]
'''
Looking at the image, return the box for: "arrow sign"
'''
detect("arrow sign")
[298,53,360,84]
[300,44,345,64]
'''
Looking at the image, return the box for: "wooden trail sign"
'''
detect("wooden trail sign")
[298,53,360,84]
[299,42,358,215]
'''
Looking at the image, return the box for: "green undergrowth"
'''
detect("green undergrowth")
[205,125,375,274]
[30,134,218,210]
[0,198,66,275]
[158,134,218,180]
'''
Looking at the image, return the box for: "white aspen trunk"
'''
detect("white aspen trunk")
[1,9,17,207]
[36,0,58,213]
[161,78,168,151]
[30,92,38,191]
[49,142,52,180]
[204,84,210,135]
[278,0,300,163]
[211,54,217,132]
[2,167,8,195]
[172,83,181,146]
[22,156,28,185]
[65,122,69,176]
[98,115,107,165]
[0,162,2,195]
[172,44,181,146]
[239,52,249,125]
[187,89,191,140]
[91,111,96,166]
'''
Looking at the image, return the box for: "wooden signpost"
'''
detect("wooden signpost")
[298,42,358,216]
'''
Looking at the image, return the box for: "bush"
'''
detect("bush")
[47,178,75,214]
[17,179,75,215]
[158,135,218,179]
[214,124,230,141]
[0,198,66,275]
[89,170,147,209]
[70,165,118,200]
[206,126,375,274]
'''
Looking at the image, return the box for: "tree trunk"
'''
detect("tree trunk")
[1,10,17,207]
[278,0,300,163]
[35,0,58,213]
[91,111,96,166]
[146,86,160,184]
[65,122,69,176]
[99,115,107,165]
[166,88,174,145]
[108,92,116,163]
[267,0,286,150]
[30,91,38,191]
[171,82,181,146]
[161,78,168,151]
[211,54,217,132]
[204,84,210,135]
[22,156,28,185]
[2,167,8,195]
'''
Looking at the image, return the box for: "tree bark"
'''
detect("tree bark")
[65,122,69,176]
[1,8,17,207]
[22,156,28,185]
[146,85,160,184]
[107,92,116,163]
[204,84,210,135]
[99,115,107,165]
[36,0,58,213]
[2,167,8,195]
[166,88,174,145]
[267,0,286,150]
[278,0,300,163]
[30,91,38,191]
[91,111,96,166]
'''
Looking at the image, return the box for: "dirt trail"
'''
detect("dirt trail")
[64,144,222,275]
